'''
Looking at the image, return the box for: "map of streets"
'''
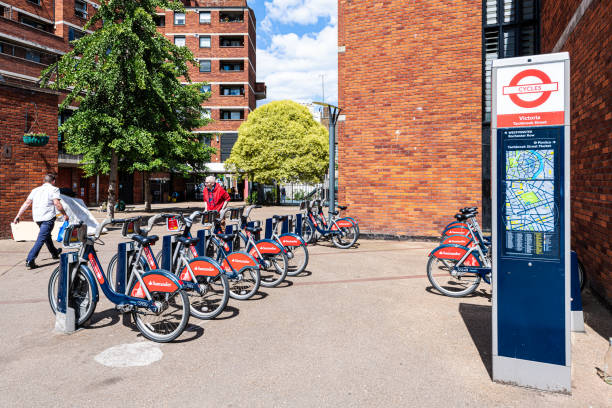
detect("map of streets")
[505,149,555,232]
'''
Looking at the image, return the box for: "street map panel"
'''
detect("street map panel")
[505,149,555,232]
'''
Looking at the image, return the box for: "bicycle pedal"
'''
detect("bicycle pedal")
[116,304,134,313]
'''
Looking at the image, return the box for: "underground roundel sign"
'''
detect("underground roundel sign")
[496,62,565,128]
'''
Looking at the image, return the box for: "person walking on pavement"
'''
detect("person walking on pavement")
[13,174,70,269]
[202,175,230,212]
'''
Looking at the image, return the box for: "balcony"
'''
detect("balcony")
[219,36,244,48]
[254,82,266,100]
[58,153,83,166]
[219,12,243,23]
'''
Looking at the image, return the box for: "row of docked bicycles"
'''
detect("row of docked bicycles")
[47,203,359,343]
[426,207,584,297]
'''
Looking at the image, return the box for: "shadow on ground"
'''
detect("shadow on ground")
[459,303,493,379]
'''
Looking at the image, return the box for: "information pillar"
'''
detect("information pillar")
[491,53,571,392]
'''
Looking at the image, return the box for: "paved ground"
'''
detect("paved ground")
[0,202,610,406]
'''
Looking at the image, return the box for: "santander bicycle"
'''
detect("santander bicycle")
[48,219,190,342]
[108,213,230,320]
[300,200,359,249]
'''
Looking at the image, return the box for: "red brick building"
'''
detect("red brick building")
[337,0,483,238]
[0,0,264,238]
[540,0,612,302]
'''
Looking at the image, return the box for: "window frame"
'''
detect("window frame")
[174,12,185,25]
[199,59,211,73]
[199,36,211,48]
[174,36,186,47]
[74,0,88,19]
[199,11,211,24]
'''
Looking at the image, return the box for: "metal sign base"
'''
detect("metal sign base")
[493,356,571,393]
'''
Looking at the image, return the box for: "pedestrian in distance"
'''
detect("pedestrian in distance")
[13,173,70,269]
[202,175,231,212]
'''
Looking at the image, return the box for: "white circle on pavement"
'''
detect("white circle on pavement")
[94,342,163,368]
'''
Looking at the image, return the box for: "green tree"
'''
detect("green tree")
[41,0,213,216]
[226,100,329,184]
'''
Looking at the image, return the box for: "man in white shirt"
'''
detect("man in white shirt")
[13,174,70,269]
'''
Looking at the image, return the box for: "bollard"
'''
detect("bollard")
[115,242,135,294]
[54,252,78,334]
[196,229,209,256]
[294,213,302,236]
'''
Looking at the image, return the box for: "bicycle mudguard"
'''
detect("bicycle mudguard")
[179,256,223,280]
[278,232,306,247]
[331,217,356,230]
[78,264,100,304]
[429,244,481,266]
[221,251,259,274]
[441,224,471,237]
[441,234,475,247]
[249,239,283,256]
[342,216,359,227]
[130,270,182,298]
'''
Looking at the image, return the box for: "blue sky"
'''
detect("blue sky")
[245,0,338,106]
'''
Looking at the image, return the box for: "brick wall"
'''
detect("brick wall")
[541,0,612,302]
[338,0,482,237]
[0,84,59,239]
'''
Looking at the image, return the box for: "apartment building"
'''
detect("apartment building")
[0,0,265,237]
[155,0,266,171]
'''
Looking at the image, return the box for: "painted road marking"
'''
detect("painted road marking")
[94,342,163,368]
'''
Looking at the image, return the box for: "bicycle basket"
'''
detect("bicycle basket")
[121,218,140,237]
[166,216,181,232]
[201,210,219,225]
[228,207,244,221]
[62,223,87,248]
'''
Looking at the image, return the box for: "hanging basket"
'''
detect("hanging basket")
[23,133,50,146]
[22,103,48,146]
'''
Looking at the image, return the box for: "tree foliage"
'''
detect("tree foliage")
[41,0,214,178]
[226,100,329,184]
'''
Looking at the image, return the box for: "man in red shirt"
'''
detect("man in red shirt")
[203,176,230,211]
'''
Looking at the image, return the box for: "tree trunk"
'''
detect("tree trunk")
[144,171,152,212]
[107,152,118,219]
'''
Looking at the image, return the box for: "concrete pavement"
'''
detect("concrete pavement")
[0,202,610,407]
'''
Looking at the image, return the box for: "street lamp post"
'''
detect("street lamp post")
[313,101,341,224]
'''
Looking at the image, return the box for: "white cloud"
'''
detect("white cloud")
[257,24,337,105]
[263,0,337,26]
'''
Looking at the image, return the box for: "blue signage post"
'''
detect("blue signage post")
[491,53,571,392]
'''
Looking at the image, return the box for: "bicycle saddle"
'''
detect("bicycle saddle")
[337,205,347,210]
[176,236,199,246]
[244,225,262,234]
[216,232,236,242]
[273,215,288,221]
[328,210,339,215]
[131,235,159,246]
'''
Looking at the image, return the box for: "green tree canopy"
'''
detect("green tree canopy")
[226,100,329,184]
[41,0,214,212]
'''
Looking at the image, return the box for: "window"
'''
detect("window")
[220,85,244,96]
[199,36,211,48]
[27,0,41,5]
[68,27,86,42]
[174,36,185,47]
[199,60,211,72]
[200,84,211,94]
[154,15,165,27]
[19,16,53,32]
[201,109,211,119]
[199,11,211,24]
[220,36,244,47]
[74,1,87,19]
[220,61,244,71]
[174,12,185,25]
[25,50,41,63]
[219,11,243,23]
[220,110,244,120]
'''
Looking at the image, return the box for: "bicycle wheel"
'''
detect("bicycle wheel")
[577,258,586,291]
[189,273,230,319]
[48,266,96,326]
[331,225,358,249]
[426,255,481,297]
[107,254,118,291]
[286,243,309,276]
[301,220,315,244]
[259,251,288,288]
[228,267,260,300]
[130,282,190,343]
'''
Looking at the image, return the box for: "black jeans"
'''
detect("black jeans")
[26,219,58,263]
